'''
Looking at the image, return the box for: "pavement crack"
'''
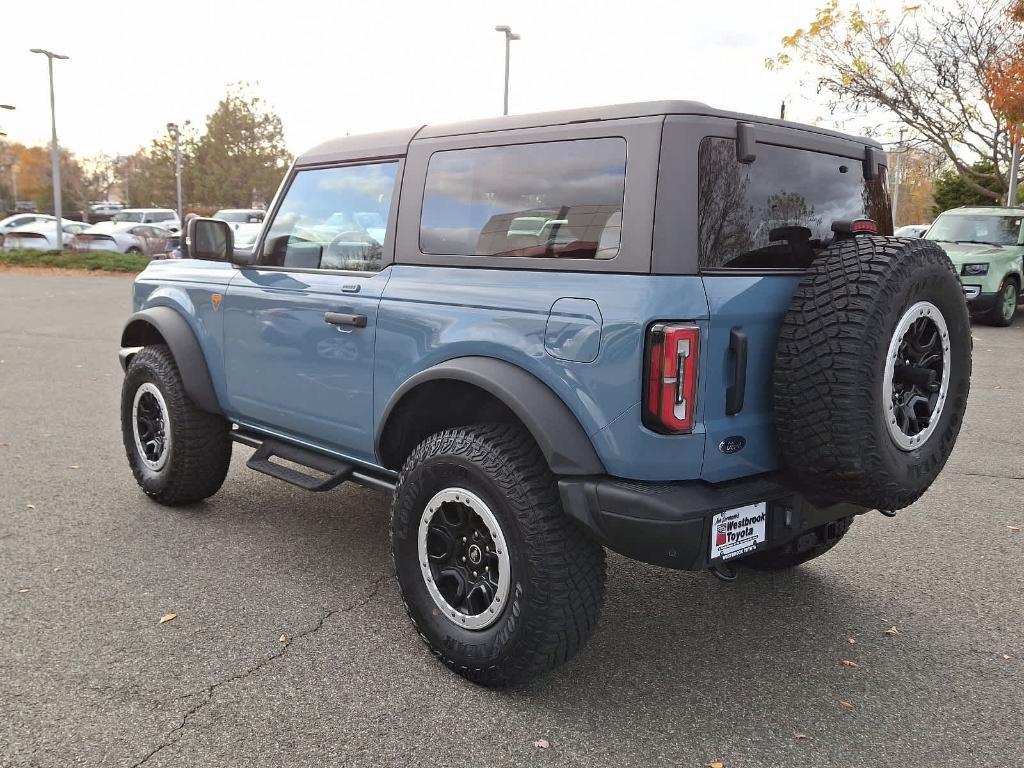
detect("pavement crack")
[950,470,1024,482]
[129,572,389,767]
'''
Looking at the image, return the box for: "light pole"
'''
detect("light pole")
[30,48,69,247]
[167,123,183,222]
[891,128,906,227]
[0,105,12,210]
[494,25,520,116]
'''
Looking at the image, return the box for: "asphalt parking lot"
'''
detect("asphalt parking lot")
[1,271,1022,768]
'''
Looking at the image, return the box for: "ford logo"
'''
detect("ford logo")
[719,436,746,454]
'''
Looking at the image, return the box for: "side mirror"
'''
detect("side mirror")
[186,217,234,262]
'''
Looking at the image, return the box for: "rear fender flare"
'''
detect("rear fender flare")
[377,356,605,476]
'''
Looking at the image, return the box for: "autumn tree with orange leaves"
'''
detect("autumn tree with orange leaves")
[768,0,1024,203]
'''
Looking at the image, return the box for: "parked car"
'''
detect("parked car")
[2,219,89,250]
[119,100,971,687]
[894,223,929,238]
[925,206,1024,326]
[212,208,265,224]
[14,200,37,213]
[0,213,55,247]
[112,208,180,231]
[74,222,176,257]
[89,203,125,218]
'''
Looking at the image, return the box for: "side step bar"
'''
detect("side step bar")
[231,430,396,494]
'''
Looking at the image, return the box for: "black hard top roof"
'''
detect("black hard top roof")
[295,100,882,166]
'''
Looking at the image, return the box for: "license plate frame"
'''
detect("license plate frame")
[709,501,769,562]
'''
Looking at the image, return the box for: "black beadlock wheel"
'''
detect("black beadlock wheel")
[390,423,606,687]
[774,236,972,511]
[121,345,232,505]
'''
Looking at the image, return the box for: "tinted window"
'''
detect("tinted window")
[261,162,398,272]
[697,138,892,270]
[420,138,626,259]
[113,212,144,223]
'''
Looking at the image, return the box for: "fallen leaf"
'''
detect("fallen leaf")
[69,465,80,470]
[18,588,29,593]
[279,634,289,643]
[706,763,724,768]
[1008,525,1021,532]
[25,504,35,510]
[885,626,900,636]
[994,385,1002,390]
[532,739,550,749]
[1002,654,1012,660]
[847,637,857,644]
[794,732,809,740]
[839,700,854,709]
[52,567,61,573]
[159,613,177,624]
[841,659,860,668]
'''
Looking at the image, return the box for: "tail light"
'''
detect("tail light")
[643,323,700,433]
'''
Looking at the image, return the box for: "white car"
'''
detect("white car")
[74,222,176,257]
[0,213,55,246]
[111,208,181,231]
[2,219,90,250]
[895,224,930,238]
[213,208,265,224]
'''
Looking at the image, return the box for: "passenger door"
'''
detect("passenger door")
[222,160,401,464]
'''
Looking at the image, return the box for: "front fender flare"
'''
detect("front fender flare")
[120,306,222,415]
[377,356,605,476]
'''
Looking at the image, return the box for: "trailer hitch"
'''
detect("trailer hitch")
[709,562,738,582]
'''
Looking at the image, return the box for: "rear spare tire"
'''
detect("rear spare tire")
[774,236,971,511]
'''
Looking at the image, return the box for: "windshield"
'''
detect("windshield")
[113,212,144,223]
[926,213,1022,246]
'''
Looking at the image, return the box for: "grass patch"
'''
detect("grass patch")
[0,248,150,273]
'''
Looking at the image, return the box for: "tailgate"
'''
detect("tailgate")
[699,274,800,482]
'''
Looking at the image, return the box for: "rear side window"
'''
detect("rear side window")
[697,138,892,270]
[420,138,626,259]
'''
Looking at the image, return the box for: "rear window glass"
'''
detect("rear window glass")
[420,138,626,259]
[697,137,892,270]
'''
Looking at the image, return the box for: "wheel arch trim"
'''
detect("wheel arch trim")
[120,306,222,414]
[376,356,605,476]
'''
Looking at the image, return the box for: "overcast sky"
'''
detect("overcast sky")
[0,0,905,159]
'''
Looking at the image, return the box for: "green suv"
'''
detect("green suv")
[925,206,1024,326]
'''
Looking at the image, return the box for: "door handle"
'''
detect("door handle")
[725,327,747,416]
[324,312,367,328]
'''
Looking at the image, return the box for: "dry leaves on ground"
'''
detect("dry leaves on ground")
[1008,525,1021,532]
[847,637,857,644]
[794,732,809,741]
[279,634,289,643]
[532,739,550,749]
[159,613,177,624]
[18,588,29,593]
[841,659,860,668]
[839,700,854,709]
[706,762,724,768]
[885,626,900,636]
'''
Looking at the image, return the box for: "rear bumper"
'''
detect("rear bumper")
[558,472,865,570]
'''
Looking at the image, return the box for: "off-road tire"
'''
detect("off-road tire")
[121,345,231,505]
[987,279,1018,327]
[391,423,606,687]
[743,516,854,571]
[774,236,971,511]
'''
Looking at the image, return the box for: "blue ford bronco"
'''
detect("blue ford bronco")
[120,101,972,686]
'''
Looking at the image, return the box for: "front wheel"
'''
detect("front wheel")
[121,345,232,505]
[987,280,1018,327]
[391,423,606,687]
